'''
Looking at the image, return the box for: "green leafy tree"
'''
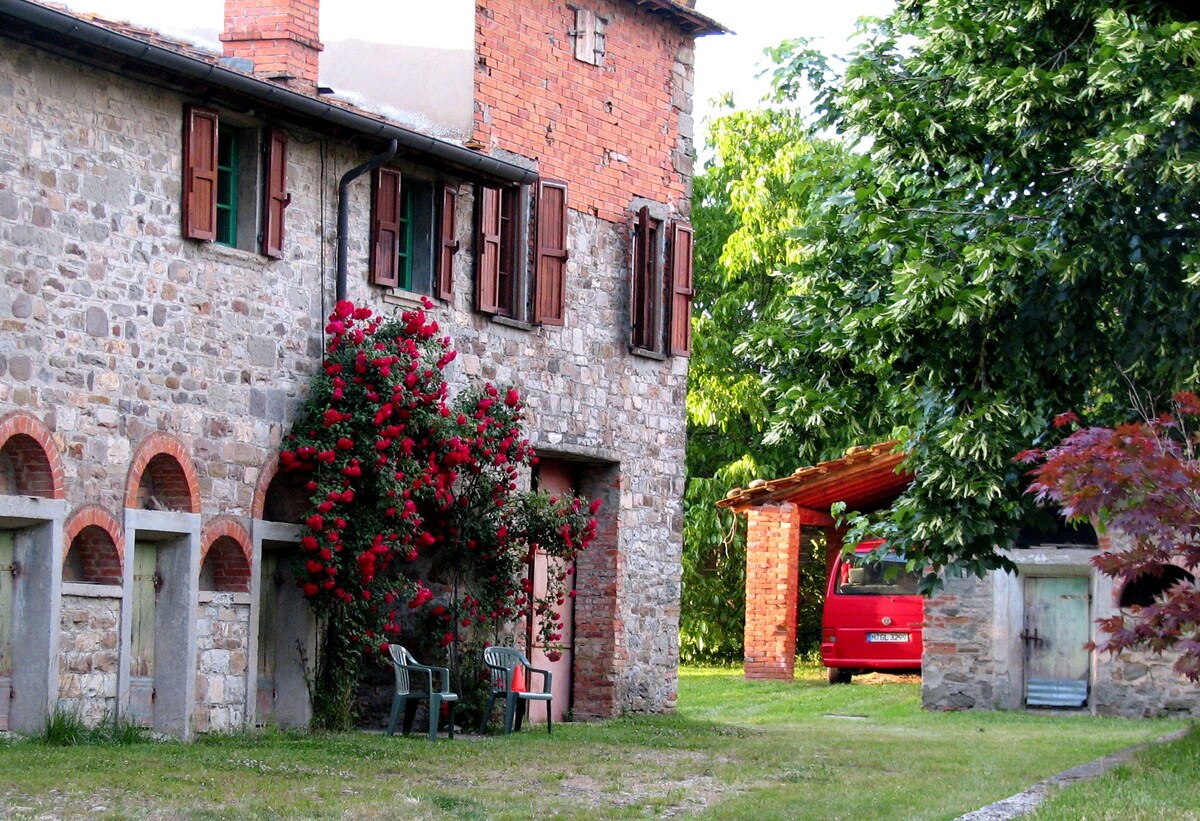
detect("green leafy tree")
[746,0,1200,585]
[682,107,859,661]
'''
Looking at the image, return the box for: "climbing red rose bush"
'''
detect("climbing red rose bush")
[281,299,597,730]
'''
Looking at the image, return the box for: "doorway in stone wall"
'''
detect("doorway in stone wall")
[526,458,579,724]
[1023,575,1091,708]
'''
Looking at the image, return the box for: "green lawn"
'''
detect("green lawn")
[1029,724,1200,821]
[0,665,1185,820]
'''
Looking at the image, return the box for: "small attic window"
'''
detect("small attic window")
[571,8,606,66]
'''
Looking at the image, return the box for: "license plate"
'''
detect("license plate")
[867,632,910,643]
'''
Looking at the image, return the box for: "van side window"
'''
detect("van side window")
[836,555,921,596]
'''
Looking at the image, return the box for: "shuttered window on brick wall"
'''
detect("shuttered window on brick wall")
[534,180,569,325]
[437,184,458,300]
[182,106,219,241]
[370,167,402,288]
[262,128,290,258]
[669,221,694,356]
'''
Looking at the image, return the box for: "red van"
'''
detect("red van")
[821,539,923,684]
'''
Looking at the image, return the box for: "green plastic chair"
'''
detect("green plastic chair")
[386,644,458,741]
[478,646,553,735]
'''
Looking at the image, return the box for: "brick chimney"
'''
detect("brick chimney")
[221,0,323,92]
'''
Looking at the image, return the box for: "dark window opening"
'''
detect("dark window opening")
[1120,565,1194,608]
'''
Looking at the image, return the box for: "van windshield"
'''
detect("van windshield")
[836,553,921,596]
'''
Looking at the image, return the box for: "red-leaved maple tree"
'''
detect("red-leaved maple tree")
[1020,392,1200,680]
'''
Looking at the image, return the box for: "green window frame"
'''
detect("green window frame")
[216,128,239,247]
[397,186,414,291]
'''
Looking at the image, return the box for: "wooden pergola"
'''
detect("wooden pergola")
[717,442,912,679]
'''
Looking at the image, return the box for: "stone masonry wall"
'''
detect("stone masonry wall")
[194,594,251,732]
[921,573,997,710]
[1,25,688,721]
[475,0,694,223]
[58,592,120,725]
[1093,648,1200,718]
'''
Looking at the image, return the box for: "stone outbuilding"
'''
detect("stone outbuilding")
[0,0,727,735]
[721,442,1200,718]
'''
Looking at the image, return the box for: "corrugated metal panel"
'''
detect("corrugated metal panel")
[1026,678,1088,707]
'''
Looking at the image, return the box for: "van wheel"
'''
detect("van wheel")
[828,668,852,685]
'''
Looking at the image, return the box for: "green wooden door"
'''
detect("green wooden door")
[256,551,278,722]
[0,531,13,678]
[1024,576,1090,707]
[0,531,13,731]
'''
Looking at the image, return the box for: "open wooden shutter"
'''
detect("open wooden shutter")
[437,184,457,301]
[182,106,219,241]
[534,180,568,325]
[476,185,502,313]
[262,128,290,258]
[631,206,653,349]
[669,221,694,356]
[370,167,401,287]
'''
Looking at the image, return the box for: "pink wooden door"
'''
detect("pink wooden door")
[525,460,577,724]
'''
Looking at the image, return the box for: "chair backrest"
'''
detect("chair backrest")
[482,646,525,690]
[388,644,417,696]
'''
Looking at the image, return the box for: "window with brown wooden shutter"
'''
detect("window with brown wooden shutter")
[476,185,502,314]
[669,222,694,356]
[630,206,663,352]
[437,184,457,300]
[182,106,219,241]
[534,180,569,325]
[262,128,290,259]
[370,167,402,288]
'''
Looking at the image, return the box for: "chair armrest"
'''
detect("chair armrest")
[526,665,553,694]
[429,665,454,695]
[401,663,435,690]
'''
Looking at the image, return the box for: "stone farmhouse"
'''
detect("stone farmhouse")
[721,442,1200,718]
[0,0,725,736]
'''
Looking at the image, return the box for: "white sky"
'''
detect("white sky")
[60,0,895,129]
[693,0,894,126]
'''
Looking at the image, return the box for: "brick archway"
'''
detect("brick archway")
[0,411,66,499]
[63,505,125,584]
[253,453,310,524]
[125,433,201,513]
[200,516,252,593]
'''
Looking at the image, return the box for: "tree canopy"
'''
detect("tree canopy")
[736,0,1200,584]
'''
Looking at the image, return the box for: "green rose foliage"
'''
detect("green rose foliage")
[282,300,597,730]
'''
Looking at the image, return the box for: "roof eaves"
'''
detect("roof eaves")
[622,0,731,37]
[717,442,909,511]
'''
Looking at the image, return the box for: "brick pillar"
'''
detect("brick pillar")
[221,0,323,92]
[743,502,801,680]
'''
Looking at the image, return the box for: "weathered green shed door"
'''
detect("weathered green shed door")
[256,551,279,723]
[129,544,158,725]
[1024,576,1090,708]
[0,531,13,731]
